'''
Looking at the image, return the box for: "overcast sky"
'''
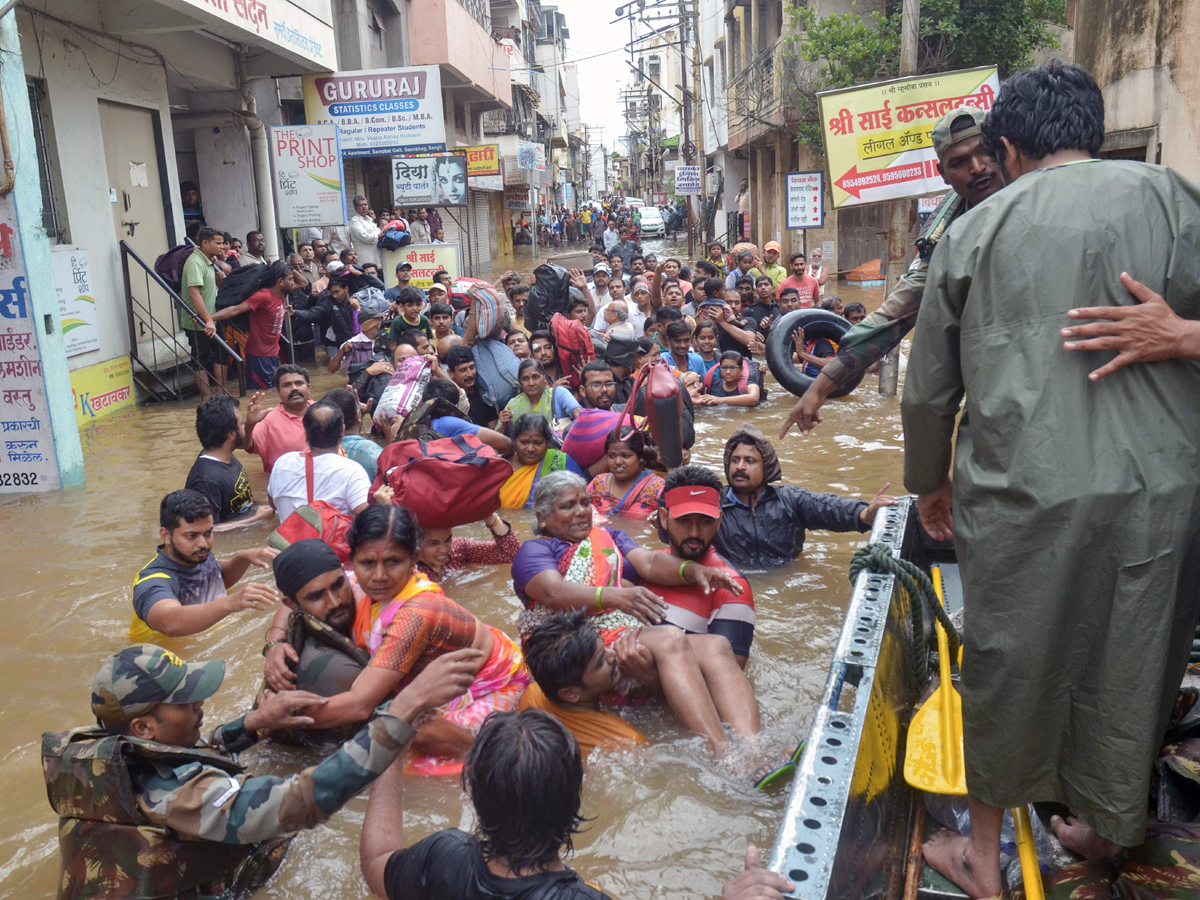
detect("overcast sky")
[564,0,637,182]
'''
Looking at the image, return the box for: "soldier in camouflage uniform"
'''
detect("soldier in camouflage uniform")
[42,642,480,900]
[780,105,1003,438]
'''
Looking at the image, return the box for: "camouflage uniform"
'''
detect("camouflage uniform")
[42,645,416,900]
[821,105,987,391]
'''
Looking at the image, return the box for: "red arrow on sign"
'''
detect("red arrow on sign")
[835,161,932,199]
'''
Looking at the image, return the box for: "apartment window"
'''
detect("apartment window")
[648,55,661,78]
[719,47,727,89]
[471,111,482,137]
[454,104,466,132]
[368,8,384,49]
[27,78,68,244]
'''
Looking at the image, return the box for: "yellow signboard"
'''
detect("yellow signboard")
[462,144,501,177]
[818,66,999,209]
[71,356,134,428]
[382,243,463,290]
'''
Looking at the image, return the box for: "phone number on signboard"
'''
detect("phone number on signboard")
[0,471,38,486]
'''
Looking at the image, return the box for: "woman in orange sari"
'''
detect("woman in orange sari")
[302,505,529,773]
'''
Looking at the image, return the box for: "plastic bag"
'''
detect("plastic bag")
[373,355,432,428]
[526,264,571,332]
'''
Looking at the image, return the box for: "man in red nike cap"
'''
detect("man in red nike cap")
[649,465,756,667]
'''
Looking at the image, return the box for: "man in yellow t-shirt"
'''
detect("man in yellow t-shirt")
[130,489,279,641]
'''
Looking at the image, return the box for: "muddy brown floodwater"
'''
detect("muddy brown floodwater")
[0,238,902,899]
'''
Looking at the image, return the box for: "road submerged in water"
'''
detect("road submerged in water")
[0,238,902,899]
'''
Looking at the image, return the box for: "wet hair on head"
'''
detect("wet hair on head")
[320,387,360,431]
[703,276,725,298]
[522,609,600,703]
[982,59,1104,161]
[604,426,657,467]
[399,286,425,306]
[347,503,423,556]
[303,402,344,451]
[660,463,722,497]
[423,377,461,406]
[511,411,556,448]
[693,319,718,339]
[273,363,309,389]
[734,275,754,289]
[720,350,744,366]
[528,329,555,350]
[394,330,425,350]
[656,305,683,324]
[517,358,546,380]
[665,321,692,342]
[581,360,612,381]
[531,469,587,533]
[463,709,586,873]
[635,335,657,356]
[844,301,866,317]
[255,260,290,292]
[195,226,221,244]
[160,489,213,531]
[428,302,454,318]
[195,395,239,449]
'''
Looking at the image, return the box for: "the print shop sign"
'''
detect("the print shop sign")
[302,66,447,158]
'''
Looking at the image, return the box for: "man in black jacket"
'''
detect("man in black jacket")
[290,270,384,357]
[713,423,895,568]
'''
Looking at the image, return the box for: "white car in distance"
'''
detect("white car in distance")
[637,206,666,237]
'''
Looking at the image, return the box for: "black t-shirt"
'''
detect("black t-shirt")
[185,454,254,522]
[384,830,612,900]
[466,388,498,427]
[741,301,781,336]
[717,316,757,356]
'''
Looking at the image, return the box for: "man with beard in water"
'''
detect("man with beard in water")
[780,104,1002,437]
[647,465,756,667]
[266,540,369,703]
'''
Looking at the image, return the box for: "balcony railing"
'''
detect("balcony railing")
[728,37,785,137]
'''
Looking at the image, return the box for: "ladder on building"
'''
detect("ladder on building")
[119,240,244,402]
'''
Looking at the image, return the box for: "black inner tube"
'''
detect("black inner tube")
[764,308,865,399]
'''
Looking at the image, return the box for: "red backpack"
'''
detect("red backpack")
[268,454,355,563]
[548,312,595,390]
[621,359,684,468]
[368,434,510,528]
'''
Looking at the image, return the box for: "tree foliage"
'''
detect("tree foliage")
[785,0,1066,149]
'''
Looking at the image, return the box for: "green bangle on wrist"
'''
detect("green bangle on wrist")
[595,586,604,610]
[679,561,690,585]
[262,639,284,656]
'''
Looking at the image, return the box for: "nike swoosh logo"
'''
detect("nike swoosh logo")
[689,490,707,496]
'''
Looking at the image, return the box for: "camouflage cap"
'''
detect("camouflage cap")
[91,645,225,726]
[931,105,987,160]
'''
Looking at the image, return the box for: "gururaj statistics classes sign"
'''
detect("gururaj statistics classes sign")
[818,65,999,209]
[302,66,447,158]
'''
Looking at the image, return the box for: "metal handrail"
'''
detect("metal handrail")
[119,240,243,363]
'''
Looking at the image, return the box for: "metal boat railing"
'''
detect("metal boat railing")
[770,497,932,899]
[120,240,243,401]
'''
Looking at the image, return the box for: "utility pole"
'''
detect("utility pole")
[878,0,919,397]
[678,0,694,257]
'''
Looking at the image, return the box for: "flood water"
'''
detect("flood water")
[0,238,900,899]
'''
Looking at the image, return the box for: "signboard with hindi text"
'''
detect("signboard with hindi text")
[818,66,998,209]
[71,356,134,429]
[464,144,502,191]
[0,192,59,492]
[382,243,462,290]
[50,247,100,357]
[269,124,345,228]
[392,153,468,207]
[302,66,446,158]
[785,172,825,229]
[674,165,702,195]
[503,185,530,210]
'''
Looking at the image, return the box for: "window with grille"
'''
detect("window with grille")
[648,55,661,77]
[27,79,68,244]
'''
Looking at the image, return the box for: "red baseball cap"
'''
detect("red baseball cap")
[663,485,721,518]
